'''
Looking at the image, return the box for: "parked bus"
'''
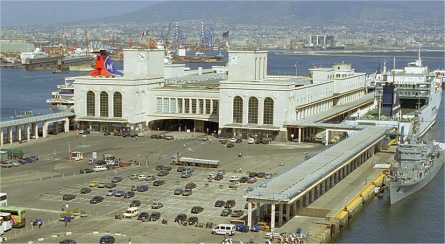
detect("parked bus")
[0,207,26,228]
[0,193,6,207]
[0,213,12,231]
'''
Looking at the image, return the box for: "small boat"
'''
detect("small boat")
[13,110,33,119]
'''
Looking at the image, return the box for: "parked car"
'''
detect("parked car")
[220,208,232,216]
[248,172,258,177]
[123,207,140,218]
[155,165,172,171]
[130,200,141,207]
[185,182,196,189]
[188,216,199,225]
[22,157,37,163]
[99,235,115,244]
[231,210,244,217]
[174,214,187,223]
[0,161,14,168]
[145,175,156,181]
[265,173,273,179]
[111,176,123,183]
[257,172,266,178]
[239,177,249,183]
[255,222,270,231]
[191,206,204,214]
[174,188,183,195]
[59,238,77,244]
[93,165,107,172]
[236,138,242,143]
[225,200,236,208]
[97,182,106,188]
[177,166,187,172]
[247,177,257,183]
[226,143,235,148]
[248,138,255,144]
[137,212,149,221]
[215,200,226,207]
[151,202,163,209]
[114,190,125,197]
[182,189,192,196]
[153,180,165,186]
[217,169,226,175]
[230,138,237,143]
[149,211,161,221]
[105,182,117,188]
[89,180,98,187]
[124,191,135,198]
[80,187,91,194]
[106,190,116,196]
[165,135,174,140]
[90,196,104,204]
[137,185,149,192]
[130,174,138,180]
[80,168,93,174]
[138,174,147,181]
[62,194,76,201]
[229,182,240,188]
[230,176,240,182]
[214,175,223,181]
[157,170,169,176]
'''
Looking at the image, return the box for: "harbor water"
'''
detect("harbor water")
[0,51,444,242]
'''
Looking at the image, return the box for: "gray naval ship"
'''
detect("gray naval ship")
[389,136,445,205]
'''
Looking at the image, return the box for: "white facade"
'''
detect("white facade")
[73,49,366,141]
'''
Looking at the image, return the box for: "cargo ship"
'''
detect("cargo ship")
[389,138,445,204]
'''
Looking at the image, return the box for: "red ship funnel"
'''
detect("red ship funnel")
[88,50,123,77]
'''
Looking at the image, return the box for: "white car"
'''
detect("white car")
[230,138,237,143]
[138,174,146,181]
[230,176,240,182]
[248,138,255,144]
[93,165,107,172]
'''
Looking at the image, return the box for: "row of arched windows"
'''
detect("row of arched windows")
[233,96,274,125]
[86,91,122,117]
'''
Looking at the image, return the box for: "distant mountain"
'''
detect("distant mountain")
[98,1,443,27]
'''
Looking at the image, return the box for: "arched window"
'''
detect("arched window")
[248,97,258,124]
[86,91,95,116]
[113,92,122,117]
[263,97,274,125]
[233,96,243,123]
[100,91,108,117]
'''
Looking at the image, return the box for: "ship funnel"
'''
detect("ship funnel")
[88,50,123,77]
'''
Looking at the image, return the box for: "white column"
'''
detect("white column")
[43,121,49,138]
[0,130,3,146]
[270,204,276,232]
[285,204,290,224]
[247,202,252,229]
[64,118,70,133]
[298,128,302,143]
[17,126,22,142]
[278,204,283,227]
[26,125,31,142]
[9,128,13,144]
[34,123,39,139]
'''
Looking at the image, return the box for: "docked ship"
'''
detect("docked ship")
[20,48,48,64]
[389,138,445,204]
[345,53,444,141]
[46,50,122,113]
[46,77,75,113]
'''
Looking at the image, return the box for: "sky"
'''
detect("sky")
[0,0,160,27]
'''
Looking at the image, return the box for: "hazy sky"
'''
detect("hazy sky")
[0,0,160,27]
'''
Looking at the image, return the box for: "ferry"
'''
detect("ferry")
[20,48,48,65]
[345,52,444,141]
[46,77,75,113]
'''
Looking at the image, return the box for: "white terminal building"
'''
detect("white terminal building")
[73,49,366,142]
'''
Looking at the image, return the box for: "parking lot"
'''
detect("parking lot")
[0,131,323,243]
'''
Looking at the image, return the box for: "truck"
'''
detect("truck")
[1,149,24,159]
[171,154,219,168]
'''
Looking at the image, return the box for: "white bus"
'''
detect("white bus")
[0,213,12,231]
[0,193,6,207]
